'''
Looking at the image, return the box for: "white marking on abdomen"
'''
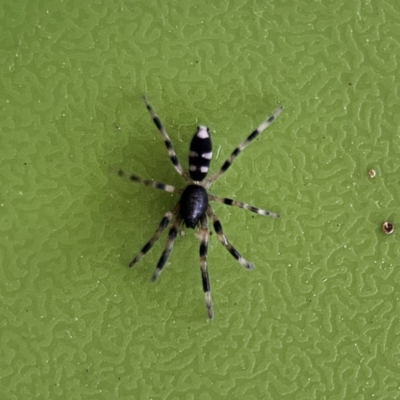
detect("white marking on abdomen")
[196,126,209,139]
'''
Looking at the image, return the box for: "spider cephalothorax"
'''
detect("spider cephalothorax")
[118,96,283,319]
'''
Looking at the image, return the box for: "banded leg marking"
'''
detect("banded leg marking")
[199,214,213,319]
[118,170,183,195]
[206,205,254,270]
[143,96,189,180]
[204,105,283,187]
[129,203,180,267]
[152,216,182,281]
[208,193,280,218]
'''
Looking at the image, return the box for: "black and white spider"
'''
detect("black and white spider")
[118,96,283,319]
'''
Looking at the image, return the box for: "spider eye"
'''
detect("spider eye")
[189,126,212,181]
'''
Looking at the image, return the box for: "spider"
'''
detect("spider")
[118,96,283,319]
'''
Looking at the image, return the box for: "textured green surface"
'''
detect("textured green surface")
[1,0,400,399]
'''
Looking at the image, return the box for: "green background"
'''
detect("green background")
[1,0,400,399]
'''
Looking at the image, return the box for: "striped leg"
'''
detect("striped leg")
[199,214,213,319]
[129,203,180,267]
[204,105,283,188]
[118,170,183,195]
[143,96,189,180]
[206,205,254,270]
[208,193,280,218]
[152,216,182,281]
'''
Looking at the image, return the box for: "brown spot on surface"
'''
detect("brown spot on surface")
[382,221,394,235]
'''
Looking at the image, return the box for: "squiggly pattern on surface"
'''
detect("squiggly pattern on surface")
[1,0,400,399]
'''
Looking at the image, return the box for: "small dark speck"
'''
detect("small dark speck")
[24,162,27,165]
[382,221,394,235]
[349,83,352,85]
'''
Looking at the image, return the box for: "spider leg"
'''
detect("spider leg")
[199,214,213,319]
[208,193,280,218]
[118,170,183,195]
[143,96,190,181]
[129,203,180,267]
[152,216,182,281]
[206,205,254,270]
[204,105,283,188]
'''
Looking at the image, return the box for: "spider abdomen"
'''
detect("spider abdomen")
[189,126,212,182]
[180,184,208,228]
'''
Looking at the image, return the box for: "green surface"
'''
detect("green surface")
[1,0,400,399]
